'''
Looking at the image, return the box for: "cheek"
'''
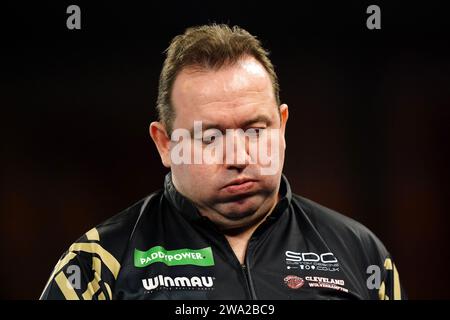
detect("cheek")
[173,164,216,186]
[260,173,280,189]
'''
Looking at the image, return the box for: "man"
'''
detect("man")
[40,24,405,300]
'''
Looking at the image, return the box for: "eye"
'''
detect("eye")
[246,127,266,138]
[202,135,216,145]
[201,129,222,145]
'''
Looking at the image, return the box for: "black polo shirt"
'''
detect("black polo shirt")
[40,173,405,300]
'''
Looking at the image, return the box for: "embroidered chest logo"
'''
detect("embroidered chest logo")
[134,246,215,267]
[285,251,340,272]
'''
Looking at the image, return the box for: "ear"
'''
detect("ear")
[279,104,289,134]
[149,121,171,168]
[279,104,289,149]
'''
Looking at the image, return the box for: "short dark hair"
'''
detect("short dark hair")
[156,24,280,134]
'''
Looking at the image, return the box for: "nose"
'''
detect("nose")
[224,130,253,171]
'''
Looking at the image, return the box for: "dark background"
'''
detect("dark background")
[1,1,449,299]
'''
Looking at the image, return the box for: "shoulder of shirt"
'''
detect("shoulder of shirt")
[291,193,390,262]
[40,190,163,299]
[68,189,163,269]
[290,194,405,300]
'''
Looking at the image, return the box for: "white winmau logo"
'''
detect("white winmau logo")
[142,275,214,291]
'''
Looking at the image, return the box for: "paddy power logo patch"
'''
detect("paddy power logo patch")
[134,246,215,268]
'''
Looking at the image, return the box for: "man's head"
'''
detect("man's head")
[150,24,288,232]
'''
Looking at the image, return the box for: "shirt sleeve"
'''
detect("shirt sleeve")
[378,256,407,300]
[40,228,120,300]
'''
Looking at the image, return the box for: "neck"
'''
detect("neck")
[223,195,279,264]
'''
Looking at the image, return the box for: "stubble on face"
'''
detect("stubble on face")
[169,56,286,232]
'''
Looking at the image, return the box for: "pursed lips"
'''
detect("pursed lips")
[222,177,257,193]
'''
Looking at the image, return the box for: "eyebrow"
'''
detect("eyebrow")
[189,114,273,136]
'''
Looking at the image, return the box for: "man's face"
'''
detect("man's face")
[152,56,288,231]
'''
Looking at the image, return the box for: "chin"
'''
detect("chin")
[220,199,260,220]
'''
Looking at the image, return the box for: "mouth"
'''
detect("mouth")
[222,177,258,194]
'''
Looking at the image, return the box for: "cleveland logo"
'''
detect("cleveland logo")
[284,275,305,289]
[142,275,214,291]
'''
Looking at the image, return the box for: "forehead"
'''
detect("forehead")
[171,56,276,127]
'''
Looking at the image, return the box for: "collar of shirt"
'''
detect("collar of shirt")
[163,172,292,224]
